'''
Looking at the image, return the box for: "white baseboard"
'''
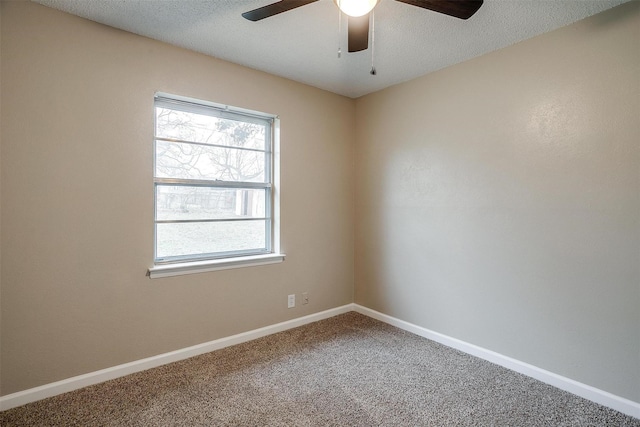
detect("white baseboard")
[3,303,638,420]
[352,304,640,420]
[0,304,354,411]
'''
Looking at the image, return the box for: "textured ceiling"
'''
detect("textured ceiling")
[33,0,630,98]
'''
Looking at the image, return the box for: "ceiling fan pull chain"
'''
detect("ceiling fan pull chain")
[370,9,376,75]
[337,0,342,58]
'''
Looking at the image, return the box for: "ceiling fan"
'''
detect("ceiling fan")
[242,0,484,53]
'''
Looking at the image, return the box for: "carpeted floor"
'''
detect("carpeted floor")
[1,312,638,426]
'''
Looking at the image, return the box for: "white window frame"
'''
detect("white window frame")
[148,93,283,278]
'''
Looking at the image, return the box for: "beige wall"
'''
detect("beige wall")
[0,1,354,395]
[355,1,639,402]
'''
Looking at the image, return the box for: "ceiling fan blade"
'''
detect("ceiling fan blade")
[242,0,319,21]
[348,14,370,52]
[395,0,483,20]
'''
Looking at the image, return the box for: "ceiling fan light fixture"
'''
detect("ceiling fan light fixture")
[336,0,378,17]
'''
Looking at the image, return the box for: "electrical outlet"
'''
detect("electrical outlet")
[287,294,295,308]
[302,292,309,305]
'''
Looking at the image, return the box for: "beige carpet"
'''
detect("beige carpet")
[1,312,638,426]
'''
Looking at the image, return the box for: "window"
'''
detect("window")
[150,93,282,277]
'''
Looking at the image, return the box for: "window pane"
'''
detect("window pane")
[156,221,267,259]
[156,186,266,221]
[155,140,265,182]
[153,94,276,264]
[155,107,267,151]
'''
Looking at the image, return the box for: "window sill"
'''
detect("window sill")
[148,253,285,279]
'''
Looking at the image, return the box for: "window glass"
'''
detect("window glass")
[154,94,274,264]
[155,140,266,182]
